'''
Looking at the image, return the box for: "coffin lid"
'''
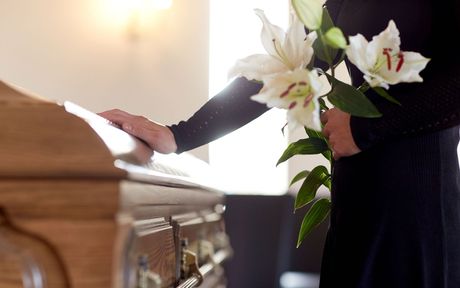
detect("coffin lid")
[0,80,137,179]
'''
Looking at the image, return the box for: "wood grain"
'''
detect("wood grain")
[0,180,120,288]
[132,218,176,287]
[0,80,229,288]
[0,180,120,219]
[0,211,68,288]
[0,81,125,179]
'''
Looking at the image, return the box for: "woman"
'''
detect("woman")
[100,0,460,286]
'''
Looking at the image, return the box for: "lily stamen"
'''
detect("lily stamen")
[272,38,294,69]
[383,48,393,70]
[288,83,297,90]
[396,52,404,72]
[289,101,297,109]
[280,82,297,98]
[303,94,313,107]
[280,90,289,98]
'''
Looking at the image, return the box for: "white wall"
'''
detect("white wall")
[0,0,210,160]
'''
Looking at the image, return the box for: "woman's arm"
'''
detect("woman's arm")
[99,77,268,154]
[169,77,267,153]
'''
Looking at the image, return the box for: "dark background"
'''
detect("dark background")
[223,194,329,288]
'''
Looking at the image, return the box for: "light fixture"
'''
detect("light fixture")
[104,0,173,39]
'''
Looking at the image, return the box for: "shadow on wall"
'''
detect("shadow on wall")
[223,194,329,288]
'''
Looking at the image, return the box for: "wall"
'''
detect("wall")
[0,0,210,160]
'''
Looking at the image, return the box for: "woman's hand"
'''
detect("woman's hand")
[98,109,177,154]
[321,108,361,160]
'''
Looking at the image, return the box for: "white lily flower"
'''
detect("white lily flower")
[251,68,323,131]
[228,9,317,81]
[346,20,430,89]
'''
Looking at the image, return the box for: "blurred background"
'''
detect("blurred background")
[0,1,331,287]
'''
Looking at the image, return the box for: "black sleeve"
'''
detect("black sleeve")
[168,77,268,153]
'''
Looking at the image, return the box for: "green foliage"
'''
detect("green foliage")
[325,74,382,117]
[290,170,310,187]
[373,86,401,105]
[324,27,347,49]
[277,137,329,166]
[304,127,323,139]
[313,9,338,66]
[305,127,332,161]
[297,198,331,248]
[294,165,330,210]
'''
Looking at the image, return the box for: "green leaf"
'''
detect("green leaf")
[320,8,335,32]
[325,74,382,118]
[324,27,347,49]
[290,170,310,187]
[304,127,323,139]
[313,9,338,65]
[304,127,332,161]
[297,198,331,248]
[372,87,401,105]
[323,176,332,190]
[332,50,347,70]
[318,97,329,110]
[277,138,329,166]
[295,165,330,210]
[322,150,332,162]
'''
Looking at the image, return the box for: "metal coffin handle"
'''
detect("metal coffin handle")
[176,248,232,288]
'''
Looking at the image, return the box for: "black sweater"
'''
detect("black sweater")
[169,1,460,286]
[169,0,460,154]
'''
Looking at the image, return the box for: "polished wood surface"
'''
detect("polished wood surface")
[0,80,229,288]
[131,218,176,286]
[0,81,124,178]
[0,211,68,288]
[0,180,120,287]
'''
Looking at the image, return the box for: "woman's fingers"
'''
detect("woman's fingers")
[98,109,132,125]
[320,110,329,125]
[98,109,177,154]
[320,108,361,160]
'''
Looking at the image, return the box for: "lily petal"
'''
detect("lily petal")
[288,98,321,131]
[346,20,429,88]
[346,34,374,74]
[251,68,323,130]
[284,13,316,68]
[368,20,401,58]
[227,54,286,81]
[394,51,430,82]
[229,9,317,83]
[378,51,430,85]
[255,9,286,59]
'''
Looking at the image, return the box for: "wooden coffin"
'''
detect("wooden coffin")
[0,80,231,288]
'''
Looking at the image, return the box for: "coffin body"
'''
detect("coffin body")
[0,81,230,288]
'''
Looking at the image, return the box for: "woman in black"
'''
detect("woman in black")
[100,0,460,286]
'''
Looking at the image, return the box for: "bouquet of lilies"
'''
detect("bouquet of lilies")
[228,0,429,247]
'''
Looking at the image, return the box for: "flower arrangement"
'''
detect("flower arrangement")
[229,0,430,247]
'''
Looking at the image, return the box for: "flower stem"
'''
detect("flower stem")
[332,50,346,69]
[358,82,370,93]
[317,29,333,67]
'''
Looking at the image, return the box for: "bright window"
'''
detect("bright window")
[208,0,289,194]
